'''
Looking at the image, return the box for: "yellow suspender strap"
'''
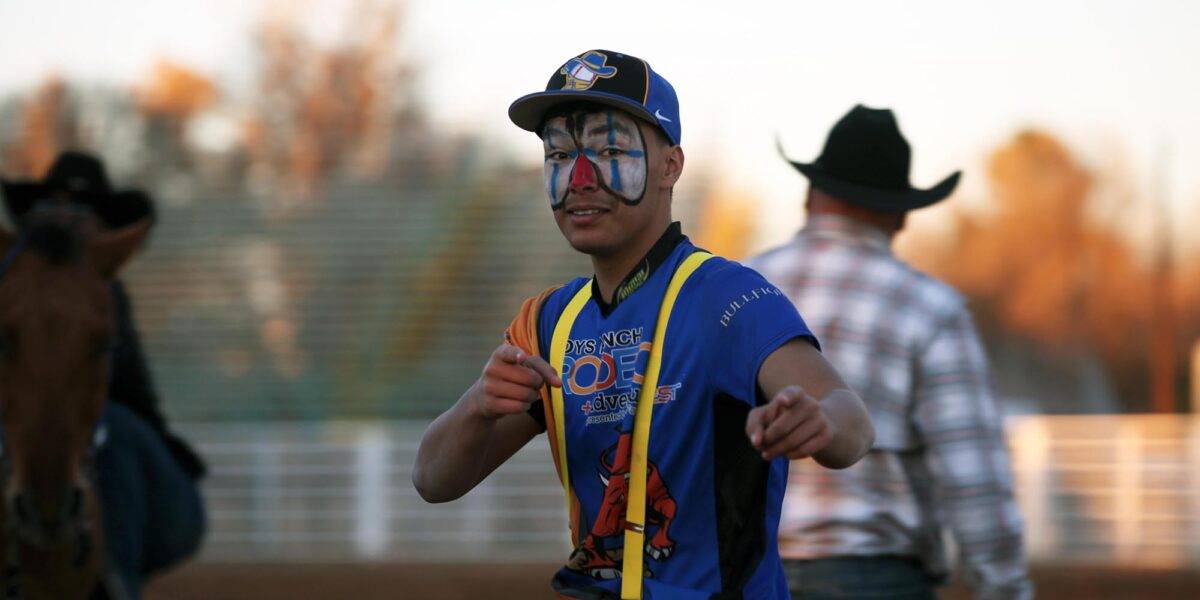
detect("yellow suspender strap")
[619,251,712,599]
[547,252,715,600]
[549,283,592,520]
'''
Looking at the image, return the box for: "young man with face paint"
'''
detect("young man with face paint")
[413,50,875,599]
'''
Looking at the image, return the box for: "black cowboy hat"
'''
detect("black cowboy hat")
[1,151,155,229]
[781,105,960,211]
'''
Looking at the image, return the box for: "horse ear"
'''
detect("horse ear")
[89,217,152,279]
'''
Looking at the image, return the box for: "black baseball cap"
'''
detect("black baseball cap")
[509,49,681,146]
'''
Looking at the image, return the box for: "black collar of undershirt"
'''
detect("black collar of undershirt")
[592,221,686,317]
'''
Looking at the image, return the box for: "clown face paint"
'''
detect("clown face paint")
[542,110,648,210]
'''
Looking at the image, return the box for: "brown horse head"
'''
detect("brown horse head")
[0,208,149,545]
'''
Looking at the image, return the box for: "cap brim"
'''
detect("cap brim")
[790,161,961,211]
[509,90,660,136]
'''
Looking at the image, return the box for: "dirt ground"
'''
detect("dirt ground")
[144,563,1200,599]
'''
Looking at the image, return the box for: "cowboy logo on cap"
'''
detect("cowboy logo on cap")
[560,51,618,91]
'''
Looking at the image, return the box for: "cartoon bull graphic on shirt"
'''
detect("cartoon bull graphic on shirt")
[567,429,677,579]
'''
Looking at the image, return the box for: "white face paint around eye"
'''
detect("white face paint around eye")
[542,118,577,210]
[542,109,648,210]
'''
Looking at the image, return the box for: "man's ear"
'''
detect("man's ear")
[89,218,152,279]
[661,145,684,192]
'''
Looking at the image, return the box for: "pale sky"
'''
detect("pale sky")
[1,0,1197,251]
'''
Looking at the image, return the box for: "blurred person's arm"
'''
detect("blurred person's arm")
[749,338,874,468]
[913,308,1034,600]
[412,344,559,503]
[111,279,209,478]
[109,280,165,429]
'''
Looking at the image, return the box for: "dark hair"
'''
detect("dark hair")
[536,101,602,138]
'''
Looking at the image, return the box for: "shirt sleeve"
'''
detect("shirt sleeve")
[911,308,1033,600]
[706,263,818,406]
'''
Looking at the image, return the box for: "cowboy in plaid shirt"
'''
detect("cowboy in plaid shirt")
[749,106,1033,599]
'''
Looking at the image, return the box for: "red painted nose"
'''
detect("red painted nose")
[569,157,598,192]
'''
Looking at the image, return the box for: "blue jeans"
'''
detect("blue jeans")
[784,557,937,599]
[96,403,206,597]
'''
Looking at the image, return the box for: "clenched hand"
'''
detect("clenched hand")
[472,344,562,420]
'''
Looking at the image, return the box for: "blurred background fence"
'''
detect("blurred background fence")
[184,415,1200,568]
[190,421,567,563]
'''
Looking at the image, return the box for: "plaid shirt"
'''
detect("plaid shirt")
[747,215,1033,600]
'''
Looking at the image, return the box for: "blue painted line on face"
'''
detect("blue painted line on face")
[549,163,560,202]
[626,150,645,158]
[582,149,598,158]
[609,159,623,191]
[607,113,617,145]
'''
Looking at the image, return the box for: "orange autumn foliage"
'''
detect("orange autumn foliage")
[2,78,78,178]
[136,62,217,118]
[924,130,1197,406]
[245,1,409,199]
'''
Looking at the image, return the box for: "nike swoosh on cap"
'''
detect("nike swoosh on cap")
[654,109,672,123]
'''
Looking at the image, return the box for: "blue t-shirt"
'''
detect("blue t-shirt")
[527,230,816,599]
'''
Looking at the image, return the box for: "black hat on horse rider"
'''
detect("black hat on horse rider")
[1,151,155,229]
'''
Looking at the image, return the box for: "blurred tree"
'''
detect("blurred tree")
[2,78,80,178]
[923,130,1198,411]
[692,180,758,261]
[135,61,219,178]
[137,61,218,119]
[246,0,416,203]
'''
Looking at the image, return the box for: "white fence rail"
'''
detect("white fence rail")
[185,421,569,563]
[180,416,1200,567]
[1007,415,1200,569]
